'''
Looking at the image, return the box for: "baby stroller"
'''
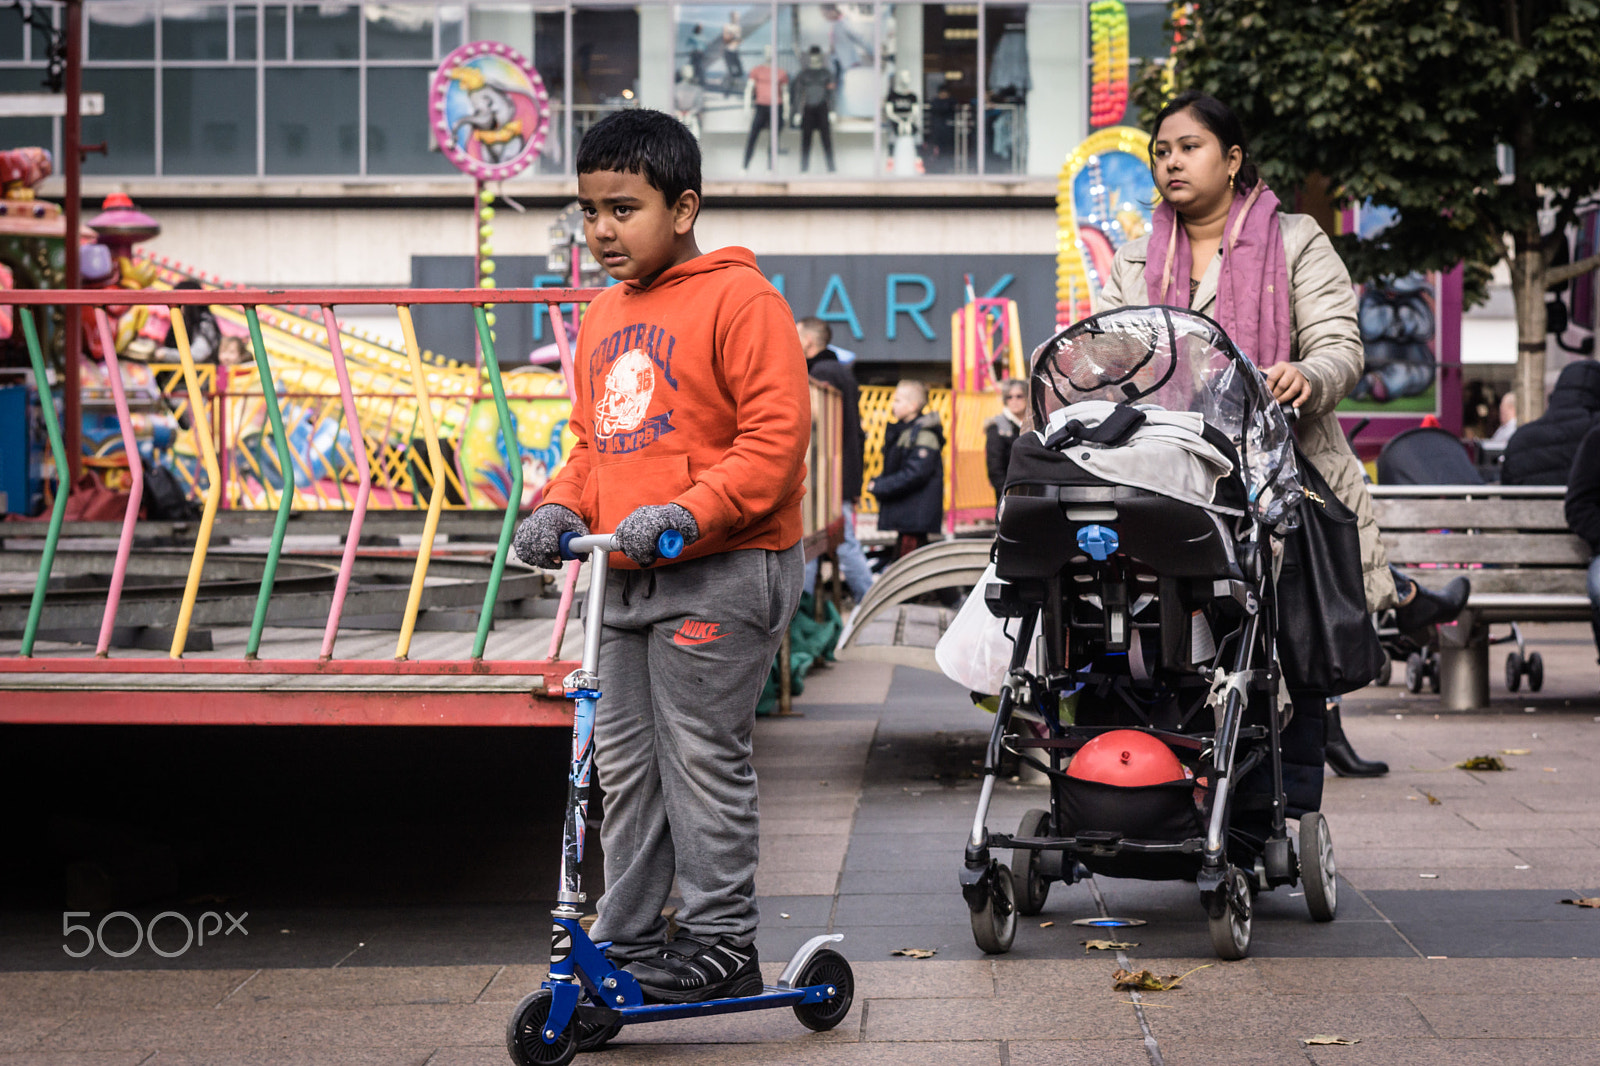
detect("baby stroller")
[963,306,1337,960]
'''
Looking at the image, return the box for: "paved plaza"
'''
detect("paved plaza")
[2,622,1598,1064]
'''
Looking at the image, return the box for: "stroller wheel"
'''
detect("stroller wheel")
[1505,651,1524,693]
[1427,652,1441,694]
[1405,653,1425,694]
[1528,652,1544,692]
[1207,866,1253,960]
[969,863,1018,954]
[1012,809,1052,917]
[506,989,578,1066]
[1376,655,1393,687]
[1299,812,1338,922]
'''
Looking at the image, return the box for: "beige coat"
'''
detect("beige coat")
[1097,212,1397,611]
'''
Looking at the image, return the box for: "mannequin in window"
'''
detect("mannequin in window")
[742,46,790,171]
[685,23,707,86]
[884,69,920,175]
[790,45,836,173]
[674,63,705,138]
[720,12,744,94]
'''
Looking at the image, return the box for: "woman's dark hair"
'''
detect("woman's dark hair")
[1148,90,1259,193]
[576,108,702,206]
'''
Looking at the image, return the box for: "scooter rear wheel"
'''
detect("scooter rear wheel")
[792,948,855,1032]
[506,989,578,1066]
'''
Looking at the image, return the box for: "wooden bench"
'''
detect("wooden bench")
[1372,484,1592,710]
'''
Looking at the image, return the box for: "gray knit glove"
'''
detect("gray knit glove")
[614,503,700,567]
[513,503,588,569]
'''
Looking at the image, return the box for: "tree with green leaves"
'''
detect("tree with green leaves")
[1137,0,1600,421]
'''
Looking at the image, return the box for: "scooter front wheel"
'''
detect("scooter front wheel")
[506,989,578,1066]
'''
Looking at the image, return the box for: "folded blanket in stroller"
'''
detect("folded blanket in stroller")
[1035,400,1242,516]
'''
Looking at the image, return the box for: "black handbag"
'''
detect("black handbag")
[1276,447,1385,695]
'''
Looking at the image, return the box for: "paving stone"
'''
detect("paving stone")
[1254,957,1600,995]
[0,970,255,1012]
[1004,1039,1151,1065]
[1140,992,1434,1040]
[1301,1038,1600,1066]
[0,1054,153,1066]
[863,996,1145,1042]
[1409,993,1600,1038]
[40,1004,509,1051]
[214,965,500,1009]
[1156,1038,1316,1065]
[0,1017,74,1055]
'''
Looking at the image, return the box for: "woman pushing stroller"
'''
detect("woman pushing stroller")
[1096,91,1468,784]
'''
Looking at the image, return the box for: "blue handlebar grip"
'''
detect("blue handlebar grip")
[558,530,582,561]
[657,529,685,559]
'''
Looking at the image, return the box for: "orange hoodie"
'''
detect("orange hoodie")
[541,246,809,568]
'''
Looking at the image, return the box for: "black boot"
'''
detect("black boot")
[1394,573,1471,634]
[1324,700,1388,777]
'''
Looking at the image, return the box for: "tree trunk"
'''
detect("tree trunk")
[1509,244,1549,425]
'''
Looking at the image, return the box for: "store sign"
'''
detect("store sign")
[411,253,1059,366]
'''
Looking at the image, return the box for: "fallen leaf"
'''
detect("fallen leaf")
[1112,964,1210,991]
[1455,755,1507,771]
[1421,790,1441,805]
[1038,921,1055,928]
[1302,1034,1360,1046]
[1083,939,1139,951]
[1559,898,1600,908]
[1501,748,1531,755]
[891,948,937,958]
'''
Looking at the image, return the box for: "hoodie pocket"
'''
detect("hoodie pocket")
[593,453,693,534]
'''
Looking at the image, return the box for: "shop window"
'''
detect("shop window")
[367,66,460,174]
[164,67,256,174]
[983,4,1027,174]
[0,70,53,161]
[236,5,258,60]
[1019,2,1082,176]
[885,3,976,176]
[0,8,26,61]
[292,2,358,61]
[673,4,779,179]
[439,4,465,53]
[571,7,640,143]
[265,66,359,173]
[773,4,879,180]
[366,3,436,61]
[88,2,155,61]
[264,4,288,60]
[163,3,231,61]
[84,68,156,174]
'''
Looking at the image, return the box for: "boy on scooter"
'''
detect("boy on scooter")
[513,109,809,1003]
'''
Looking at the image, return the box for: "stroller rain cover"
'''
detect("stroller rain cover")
[1027,306,1303,524]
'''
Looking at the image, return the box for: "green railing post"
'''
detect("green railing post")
[244,307,297,658]
[471,306,522,660]
[18,309,71,657]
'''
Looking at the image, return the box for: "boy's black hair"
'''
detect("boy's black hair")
[576,109,702,206]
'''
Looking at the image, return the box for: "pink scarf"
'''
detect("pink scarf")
[1143,181,1293,367]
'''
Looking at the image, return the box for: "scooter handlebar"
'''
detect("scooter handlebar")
[559,529,685,561]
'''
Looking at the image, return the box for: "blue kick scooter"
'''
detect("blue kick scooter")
[506,530,855,1065]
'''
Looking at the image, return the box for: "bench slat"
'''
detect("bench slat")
[1393,567,1590,596]
[1382,533,1590,566]
[1371,499,1570,530]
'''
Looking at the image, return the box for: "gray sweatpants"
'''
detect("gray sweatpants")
[588,542,802,958]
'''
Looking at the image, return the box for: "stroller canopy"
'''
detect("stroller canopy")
[1029,306,1302,523]
[1376,426,1484,486]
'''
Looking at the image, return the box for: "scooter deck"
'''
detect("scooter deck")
[576,983,827,1025]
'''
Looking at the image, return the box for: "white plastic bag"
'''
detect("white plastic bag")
[934,562,1015,695]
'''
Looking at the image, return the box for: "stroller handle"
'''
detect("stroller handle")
[559,529,686,561]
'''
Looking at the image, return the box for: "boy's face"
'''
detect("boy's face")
[578,168,699,289]
[891,388,920,421]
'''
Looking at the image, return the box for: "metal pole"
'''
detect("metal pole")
[62,0,83,485]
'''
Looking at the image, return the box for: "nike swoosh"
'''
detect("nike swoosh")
[673,632,724,646]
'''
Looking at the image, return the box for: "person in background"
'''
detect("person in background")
[1566,419,1600,676]
[217,335,251,367]
[162,280,221,363]
[984,377,1027,499]
[1501,360,1600,484]
[1488,390,1518,444]
[797,316,874,602]
[868,379,944,560]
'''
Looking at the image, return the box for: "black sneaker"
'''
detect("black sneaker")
[623,936,761,1003]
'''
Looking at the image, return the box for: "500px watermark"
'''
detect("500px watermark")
[63,910,247,959]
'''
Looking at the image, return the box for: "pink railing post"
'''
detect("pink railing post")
[93,309,146,657]
[319,306,373,659]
